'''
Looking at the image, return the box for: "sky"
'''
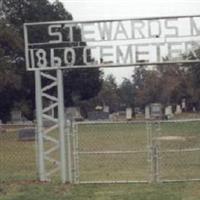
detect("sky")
[55,0,200,82]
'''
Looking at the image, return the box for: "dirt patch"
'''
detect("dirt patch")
[155,136,186,141]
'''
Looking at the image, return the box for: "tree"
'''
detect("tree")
[97,74,120,113]
[131,63,192,112]
[0,19,23,121]
[119,78,135,109]
[183,49,200,111]
[156,65,189,107]
[0,0,102,121]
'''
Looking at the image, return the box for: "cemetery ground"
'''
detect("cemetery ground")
[1,119,200,199]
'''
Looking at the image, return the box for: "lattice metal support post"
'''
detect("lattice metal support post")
[57,69,67,183]
[34,70,71,183]
[35,70,46,181]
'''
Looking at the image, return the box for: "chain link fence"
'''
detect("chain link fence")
[72,119,200,183]
[0,124,37,183]
[158,119,200,182]
[1,119,200,184]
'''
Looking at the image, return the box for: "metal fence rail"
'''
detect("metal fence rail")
[72,119,200,184]
[72,121,152,183]
[1,119,200,184]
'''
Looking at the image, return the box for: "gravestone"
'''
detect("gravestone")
[145,106,150,119]
[88,111,109,120]
[18,128,36,141]
[165,106,173,119]
[103,106,109,113]
[175,105,182,114]
[181,99,186,112]
[11,110,22,123]
[126,107,132,120]
[150,103,163,119]
[109,112,119,121]
[65,107,83,121]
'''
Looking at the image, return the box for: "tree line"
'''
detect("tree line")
[0,0,102,122]
[0,0,200,122]
[92,60,200,116]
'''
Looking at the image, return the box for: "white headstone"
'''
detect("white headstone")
[175,105,182,114]
[126,108,132,120]
[181,99,186,111]
[165,106,173,119]
[65,107,82,120]
[145,106,150,119]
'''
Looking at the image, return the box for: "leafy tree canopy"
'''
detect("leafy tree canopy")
[0,0,102,121]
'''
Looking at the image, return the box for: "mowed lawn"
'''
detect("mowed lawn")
[1,181,200,200]
[1,120,200,199]
[0,130,36,182]
[77,121,200,182]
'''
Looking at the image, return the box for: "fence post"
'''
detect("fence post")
[57,69,67,183]
[149,121,160,183]
[35,71,46,181]
[152,143,159,183]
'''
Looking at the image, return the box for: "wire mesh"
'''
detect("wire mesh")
[1,119,200,184]
[0,124,37,183]
[73,119,200,184]
[158,119,200,182]
[73,121,150,183]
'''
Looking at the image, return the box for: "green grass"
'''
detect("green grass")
[1,182,200,200]
[1,120,200,199]
[0,131,36,182]
[77,121,200,182]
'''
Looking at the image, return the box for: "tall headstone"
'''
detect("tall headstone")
[175,105,182,114]
[145,105,150,119]
[165,106,173,119]
[126,107,132,120]
[181,98,186,112]
[103,106,109,113]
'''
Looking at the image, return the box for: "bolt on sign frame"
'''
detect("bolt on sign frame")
[24,15,200,183]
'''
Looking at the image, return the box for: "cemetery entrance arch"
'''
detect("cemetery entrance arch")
[24,15,200,183]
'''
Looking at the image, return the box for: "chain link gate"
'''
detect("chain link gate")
[71,121,153,184]
[71,119,200,184]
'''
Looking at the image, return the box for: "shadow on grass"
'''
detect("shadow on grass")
[1,181,200,200]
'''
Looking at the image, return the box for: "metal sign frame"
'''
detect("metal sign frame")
[23,15,200,184]
[24,14,200,71]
